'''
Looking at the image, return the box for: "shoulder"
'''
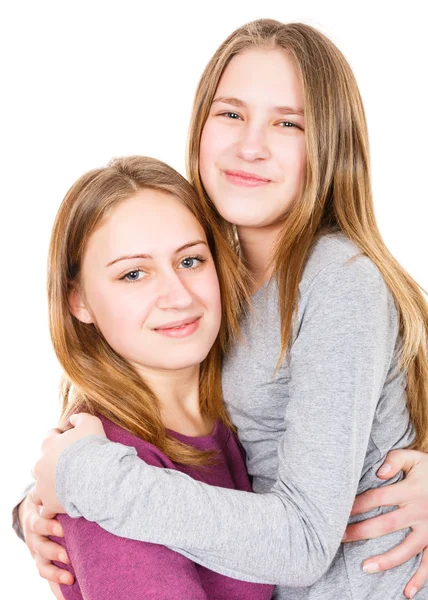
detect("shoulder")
[294,233,399,337]
[99,416,176,469]
[300,233,387,298]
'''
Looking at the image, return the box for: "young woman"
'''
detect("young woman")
[23,20,428,600]
[30,154,273,599]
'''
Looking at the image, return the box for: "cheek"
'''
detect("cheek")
[86,283,152,344]
[199,126,213,182]
[293,138,307,174]
[200,269,222,324]
[199,121,226,175]
[279,139,307,185]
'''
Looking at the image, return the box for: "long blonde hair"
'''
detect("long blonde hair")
[187,19,428,451]
[48,156,249,465]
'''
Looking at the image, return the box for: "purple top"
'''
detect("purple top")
[51,416,273,599]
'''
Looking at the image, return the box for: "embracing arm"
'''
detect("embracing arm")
[54,258,396,587]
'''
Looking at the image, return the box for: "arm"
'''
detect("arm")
[50,258,396,586]
[344,449,428,598]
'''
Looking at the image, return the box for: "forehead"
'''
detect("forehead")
[216,48,303,105]
[85,190,206,259]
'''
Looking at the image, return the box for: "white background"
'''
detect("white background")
[1,1,427,597]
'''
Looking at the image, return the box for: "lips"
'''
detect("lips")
[153,316,201,339]
[224,170,271,187]
[153,316,201,331]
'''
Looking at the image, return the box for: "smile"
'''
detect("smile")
[153,317,201,338]
[224,170,271,188]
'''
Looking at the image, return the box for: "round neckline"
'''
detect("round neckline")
[166,419,221,443]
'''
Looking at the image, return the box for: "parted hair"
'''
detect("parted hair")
[48,156,250,465]
[186,19,428,451]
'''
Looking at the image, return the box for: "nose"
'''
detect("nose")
[235,122,270,162]
[156,270,193,310]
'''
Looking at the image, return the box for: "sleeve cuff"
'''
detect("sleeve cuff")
[12,481,36,541]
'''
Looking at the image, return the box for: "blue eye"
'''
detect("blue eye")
[122,269,146,282]
[222,112,241,120]
[179,256,206,269]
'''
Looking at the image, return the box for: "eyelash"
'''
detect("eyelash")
[179,255,207,270]
[219,112,300,129]
[120,255,207,283]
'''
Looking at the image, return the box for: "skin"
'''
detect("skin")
[200,48,306,289]
[24,190,223,597]
[69,190,222,433]
[24,49,428,599]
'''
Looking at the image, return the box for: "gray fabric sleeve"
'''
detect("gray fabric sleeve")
[56,259,395,586]
[12,482,36,541]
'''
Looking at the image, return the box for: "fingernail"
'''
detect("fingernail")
[53,524,63,537]
[363,562,379,573]
[377,464,391,477]
[408,587,418,598]
[59,552,68,564]
[60,573,70,584]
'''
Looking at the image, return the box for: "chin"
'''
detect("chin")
[157,359,205,371]
[155,347,212,371]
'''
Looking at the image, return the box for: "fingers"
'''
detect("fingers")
[29,488,43,507]
[345,505,415,542]
[41,428,63,451]
[379,449,423,480]
[40,505,59,520]
[69,412,93,426]
[49,582,67,600]
[404,547,428,599]
[351,480,412,515]
[35,554,74,585]
[26,510,63,538]
[361,530,425,574]
[33,537,70,564]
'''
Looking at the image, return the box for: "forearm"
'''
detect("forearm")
[56,258,396,587]
[57,437,339,586]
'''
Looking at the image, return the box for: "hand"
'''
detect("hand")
[19,489,73,590]
[33,413,106,515]
[344,449,428,599]
[49,582,67,600]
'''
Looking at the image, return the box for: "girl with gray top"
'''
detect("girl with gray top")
[26,20,428,600]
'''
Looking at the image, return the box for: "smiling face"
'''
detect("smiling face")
[69,190,222,374]
[199,48,306,233]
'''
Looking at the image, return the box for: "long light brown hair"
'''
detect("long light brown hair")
[187,19,428,451]
[48,156,249,465]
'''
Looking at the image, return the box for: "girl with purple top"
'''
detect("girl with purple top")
[36,155,273,600]
[20,19,428,600]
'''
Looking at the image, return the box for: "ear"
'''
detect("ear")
[68,287,94,324]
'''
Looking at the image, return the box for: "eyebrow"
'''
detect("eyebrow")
[212,96,304,116]
[106,240,208,267]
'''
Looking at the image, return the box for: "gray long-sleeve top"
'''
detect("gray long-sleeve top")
[56,234,420,599]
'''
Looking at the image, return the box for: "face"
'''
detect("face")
[199,48,306,231]
[70,191,222,374]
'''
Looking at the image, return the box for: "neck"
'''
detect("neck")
[237,223,282,292]
[132,363,214,436]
